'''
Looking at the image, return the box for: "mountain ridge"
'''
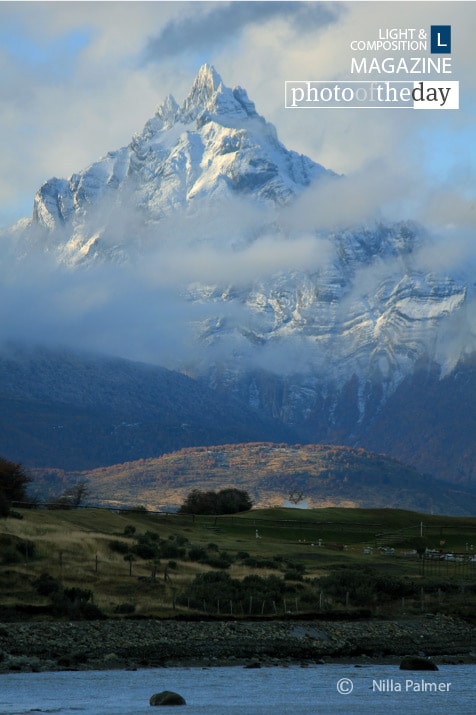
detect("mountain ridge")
[29,441,476,517]
[0,344,295,470]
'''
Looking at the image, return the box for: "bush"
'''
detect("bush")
[128,532,165,559]
[109,540,130,555]
[318,567,416,606]
[132,542,159,559]
[200,556,232,569]
[173,535,189,546]
[241,557,259,568]
[180,571,241,605]
[178,488,253,515]
[34,573,61,597]
[159,542,185,559]
[284,562,306,581]
[188,546,208,562]
[143,531,160,543]
[51,586,105,619]
[180,571,287,613]
[123,525,136,537]
[114,602,136,614]
[241,556,281,569]
[240,574,285,603]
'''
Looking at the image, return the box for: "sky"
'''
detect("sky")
[0,0,475,368]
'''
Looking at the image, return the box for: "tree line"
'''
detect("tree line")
[0,456,253,516]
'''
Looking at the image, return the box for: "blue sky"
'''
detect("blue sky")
[0,1,475,230]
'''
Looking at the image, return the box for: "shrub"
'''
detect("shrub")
[201,556,231,569]
[143,530,160,543]
[179,488,253,515]
[180,571,240,604]
[109,540,130,555]
[159,542,185,559]
[171,534,188,546]
[188,546,208,562]
[318,567,416,606]
[114,602,136,614]
[51,586,105,619]
[34,573,61,597]
[241,574,285,603]
[123,525,136,537]
[132,542,158,559]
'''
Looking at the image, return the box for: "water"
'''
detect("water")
[0,664,474,715]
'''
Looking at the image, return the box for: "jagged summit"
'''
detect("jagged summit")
[153,65,260,129]
[179,63,260,126]
[23,64,328,246]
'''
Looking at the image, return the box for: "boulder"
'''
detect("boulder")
[399,656,439,671]
[150,691,186,706]
[244,657,261,669]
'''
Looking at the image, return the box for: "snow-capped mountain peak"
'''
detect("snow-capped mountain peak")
[23,64,329,248]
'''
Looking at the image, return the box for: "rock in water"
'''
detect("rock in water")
[150,691,186,706]
[399,656,439,671]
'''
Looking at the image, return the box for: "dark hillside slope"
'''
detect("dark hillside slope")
[0,345,294,470]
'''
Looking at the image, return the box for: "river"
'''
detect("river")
[0,663,474,715]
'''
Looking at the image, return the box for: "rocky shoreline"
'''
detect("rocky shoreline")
[0,615,475,673]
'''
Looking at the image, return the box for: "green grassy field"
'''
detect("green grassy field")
[1,506,475,620]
